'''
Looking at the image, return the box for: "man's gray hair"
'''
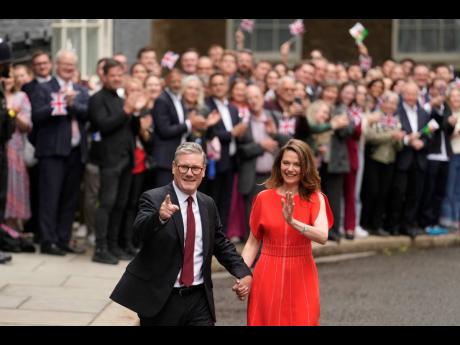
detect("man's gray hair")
[174,142,207,165]
[56,49,78,64]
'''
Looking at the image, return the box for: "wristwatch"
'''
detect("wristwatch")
[301,225,307,235]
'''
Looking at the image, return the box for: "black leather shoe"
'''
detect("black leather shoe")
[58,244,86,254]
[376,228,390,237]
[415,227,426,236]
[345,231,355,240]
[109,246,134,261]
[0,250,12,264]
[41,244,66,256]
[406,228,418,239]
[125,245,139,257]
[92,249,119,265]
[328,232,341,243]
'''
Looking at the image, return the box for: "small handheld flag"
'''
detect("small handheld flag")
[50,92,68,116]
[161,51,180,70]
[289,19,305,37]
[349,22,368,44]
[421,118,440,136]
[240,19,255,33]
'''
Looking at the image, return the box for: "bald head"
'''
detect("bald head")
[56,49,78,82]
[402,81,419,107]
[246,84,264,114]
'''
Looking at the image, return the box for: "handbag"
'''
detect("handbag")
[23,135,38,167]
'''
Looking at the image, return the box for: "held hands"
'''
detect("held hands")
[265,118,277,135]
[232,275,252,301]
[281,191,295,224]
[357,42,369,56]
[231,122,248,138]
[259,138,279,153]
[124,91,148,115]
[331,114,350,129]
[189,110,208,131]
[64,90,79,107]
[159,194,180,222]
[447,115,458,127]
[391,130,406,142]
[206,110,221,127]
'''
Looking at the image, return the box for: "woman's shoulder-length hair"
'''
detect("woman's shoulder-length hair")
[264,139,321,201]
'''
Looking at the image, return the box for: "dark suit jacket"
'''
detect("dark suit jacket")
[237,111,290,196]
[31,77,89,163]
[427,102,454,157]
[88,87,135,169]
[110,183,252,321]
[395,102,431,171]
[152,91,188,170]
[206,97,240,173]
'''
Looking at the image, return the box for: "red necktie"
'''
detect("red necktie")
[180,196,195,287]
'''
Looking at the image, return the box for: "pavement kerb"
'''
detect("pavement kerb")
[211,233,460,273]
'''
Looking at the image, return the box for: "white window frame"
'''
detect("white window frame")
[226,19,302,63]
[392,19,460,68]
[51,19,113,78]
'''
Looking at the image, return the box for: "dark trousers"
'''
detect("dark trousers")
[360,158,395,231]
[153,168,173,189]
[418,160,449,228]
[0,146,8,223]
[23,164,39,240]
[207,164,235,234]
[122,171,145,249]
[138,286,214,326]
[38,147,83,247]
[243,172,270,238]
[95,156,132,250]
[385,161,425,230]
[320,164,344,236]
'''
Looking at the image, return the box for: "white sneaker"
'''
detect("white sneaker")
[354,226,369,239]
[87,233,96,247]
[74,225,88,238]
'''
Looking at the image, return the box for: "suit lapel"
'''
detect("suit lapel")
[197,192,210,264]
[398,106,412,134]
[168,184,185,255]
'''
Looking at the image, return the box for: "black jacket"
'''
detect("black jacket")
[88,87,134,169]
[427,102,454,157]
[30,77,89,163]
[110,183,252,321]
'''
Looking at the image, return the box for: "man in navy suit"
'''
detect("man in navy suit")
[31,49,89,255]
[152,68,207,188]
[206,73,247,234]
[385,82,431,238]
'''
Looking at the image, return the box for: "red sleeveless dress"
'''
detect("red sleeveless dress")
[247,189,334,326]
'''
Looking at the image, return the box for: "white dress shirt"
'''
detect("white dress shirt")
[56,76,81,147]
[172,181,204,287]
[214,98,236,156]
[403,102,419,146]
[166,88,191,143]
[36,76,52,83]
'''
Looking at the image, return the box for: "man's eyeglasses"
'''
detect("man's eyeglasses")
[176,165,204,175]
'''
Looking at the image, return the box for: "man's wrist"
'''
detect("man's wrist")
[159,216,168,224]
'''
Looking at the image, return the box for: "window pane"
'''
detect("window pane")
[65,28,82,72]
[444,29,456,52]
[279,29,291,45]
[399,29,416,52]
[421,19,440,27]
[51,27,61,59]
[400,19,416,26]
[86,28,99,77]
[255,29,273,51]
[420,29,439,52]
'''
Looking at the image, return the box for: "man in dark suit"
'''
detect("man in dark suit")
[385,82,431,238]
[152,68,207,188]
[31,49,89,255]
[89,59,146,265]
[237,85,289,236]
[206,73,247,234]
[111,142,252,326]
[21,50,53,244]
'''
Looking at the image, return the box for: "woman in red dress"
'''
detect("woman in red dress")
[239,139,333,326]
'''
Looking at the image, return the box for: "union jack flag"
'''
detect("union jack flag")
[161,51,180,70]
[279,117,296,136]
[50,91,67,116]
[289,19,305,37]
[240,19,255,33]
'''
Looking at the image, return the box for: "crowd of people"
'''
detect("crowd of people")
[1,34,460,265]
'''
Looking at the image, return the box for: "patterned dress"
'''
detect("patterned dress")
[247,188,333,326]
[5,91,32,221]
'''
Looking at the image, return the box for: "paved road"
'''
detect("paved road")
[213,247,460,326]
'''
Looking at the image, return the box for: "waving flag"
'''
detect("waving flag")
[161,51,180,70]
[240,19,255,33]
[421,118,440,137]
[50,91,68,116]
[349,22,368,43]
[289,20,305,37]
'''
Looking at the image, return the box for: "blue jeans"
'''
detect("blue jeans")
[441,154,460,223]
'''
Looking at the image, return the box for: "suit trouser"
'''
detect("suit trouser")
[418,160,449,228]
[243,173,270,238]
[441,154,460,223]
[95,156,132,250]
[23,164,39,240]
[360,159,395,231]
[320,165,344,236]
[38,147,83,247]
[208,166,235,234]
[385,161,425,230]
[138,286,213,326]
[122,171,145,248]
[83,163,100,237]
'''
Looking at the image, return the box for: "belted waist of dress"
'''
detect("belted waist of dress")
[261,243,312,257]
